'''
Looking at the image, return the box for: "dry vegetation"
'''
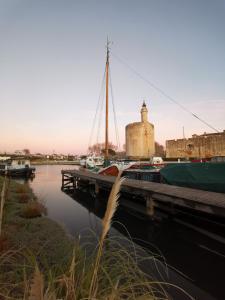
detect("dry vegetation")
[0,175,192,300]
[20,201,47,218]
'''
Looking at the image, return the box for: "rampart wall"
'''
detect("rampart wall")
[166,130,225,158]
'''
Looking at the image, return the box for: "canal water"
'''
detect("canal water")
[28,165,225,300]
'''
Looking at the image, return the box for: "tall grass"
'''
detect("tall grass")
[0,176,8,237]
[89,170,125,298]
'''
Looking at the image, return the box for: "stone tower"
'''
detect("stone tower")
[126,102,155,158]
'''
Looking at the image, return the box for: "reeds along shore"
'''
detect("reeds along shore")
[0,175,192,300]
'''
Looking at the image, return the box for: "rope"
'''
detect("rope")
[109,65,121,150]
[88,69,106,153]
[96,73,105,146]
[111,51,220,133]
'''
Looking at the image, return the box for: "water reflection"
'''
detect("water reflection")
[28,165,224,300]
[29,165,100,236]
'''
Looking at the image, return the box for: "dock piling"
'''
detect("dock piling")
[146,194,154,217]
[95,182,100,194]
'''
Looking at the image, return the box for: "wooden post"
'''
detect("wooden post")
[62,173,64,189]
[73,177,76,189]
[75,177,78,189]
[146,194,154,217]
[95,182,100,195]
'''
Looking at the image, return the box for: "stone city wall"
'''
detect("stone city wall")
[166,130,225,158]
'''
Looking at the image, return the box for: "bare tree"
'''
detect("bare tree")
[88,142,118,155]
[23,149,30,155]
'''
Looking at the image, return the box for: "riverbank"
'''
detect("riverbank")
[0,176,75,298]
[31,160,80,165]
[0,175,172,300]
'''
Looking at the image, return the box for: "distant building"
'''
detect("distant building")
[126,102,155,158]
[14,150,26,156]
[166,130,225,159]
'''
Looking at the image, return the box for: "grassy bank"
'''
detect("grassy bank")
[0,175,190,300]
[0,176,75,298]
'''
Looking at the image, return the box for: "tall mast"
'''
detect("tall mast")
[105,39,109,159]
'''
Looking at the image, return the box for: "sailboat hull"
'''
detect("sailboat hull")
[98,165,119,176]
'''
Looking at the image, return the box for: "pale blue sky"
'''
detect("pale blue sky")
[1,0,225,154]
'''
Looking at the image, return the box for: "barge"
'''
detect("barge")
[0,157,35,178]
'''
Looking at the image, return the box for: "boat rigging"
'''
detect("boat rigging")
[111,51,220,133]
[88,39,120,167]
[105,38,109,160]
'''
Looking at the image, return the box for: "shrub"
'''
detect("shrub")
[20,201,47,218]
[18,193,30,203]
[16,185,28,194]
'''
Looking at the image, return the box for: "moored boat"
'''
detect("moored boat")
[0,157,35,178]
[122,168,161,182]
[160,162,225,193]
[79,155,104,169]
[98,165,120,176]
[98,161,161,181]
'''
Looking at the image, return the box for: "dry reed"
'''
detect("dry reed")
[28,264,44,300]
[28,263,57,300]
[89,170,125,298]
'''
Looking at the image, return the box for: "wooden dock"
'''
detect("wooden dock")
[61,169,225,218]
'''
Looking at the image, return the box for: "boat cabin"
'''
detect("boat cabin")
[0,157,31,171]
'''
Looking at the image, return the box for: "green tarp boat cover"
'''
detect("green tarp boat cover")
[160,163,225,193]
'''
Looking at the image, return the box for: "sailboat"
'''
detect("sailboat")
[80,40,111,170]
[80,40,136,174]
